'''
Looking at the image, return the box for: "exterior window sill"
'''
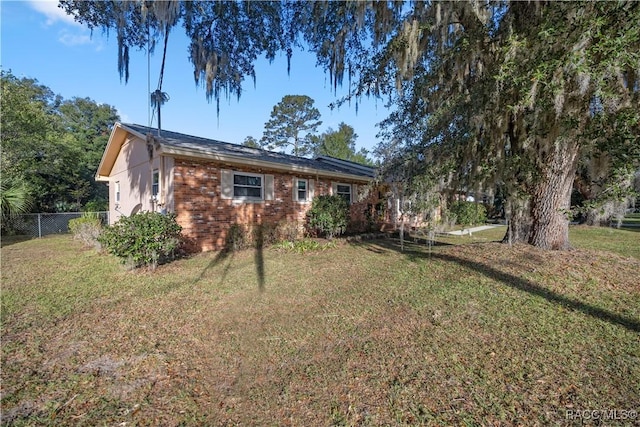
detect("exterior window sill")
[231,199,264,204]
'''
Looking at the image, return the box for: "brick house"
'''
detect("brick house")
[96,123,380,251]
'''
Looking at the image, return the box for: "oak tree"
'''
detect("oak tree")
[58,1,640,249]
[381,2,639,249]
[1,71,119,212]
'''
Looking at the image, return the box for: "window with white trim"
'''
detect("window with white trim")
[296,178,308,202]
[115,181,120,203]
[233,172,263,200]
[152,169,160,200]
[336,183,352,204]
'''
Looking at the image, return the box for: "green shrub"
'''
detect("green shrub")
[83,199,108,212]
[55,200,79,213]
[273,239,337,253]
[69,214,103,248]
[80,211,100,219]
[274,220,302,242]
[449,201,487,226]
[225,221,303,252]
[307,195,349,239]
[98,212,182,269]
[226,223,250,251]
[253,222,277,248]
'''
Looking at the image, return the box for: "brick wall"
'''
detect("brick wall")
[173,158,380,251]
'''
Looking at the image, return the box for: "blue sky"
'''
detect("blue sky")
[1,0,390,154]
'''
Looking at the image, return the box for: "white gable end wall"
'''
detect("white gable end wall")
[108,136,160,224]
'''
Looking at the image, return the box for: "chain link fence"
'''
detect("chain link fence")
[2,212,109,238]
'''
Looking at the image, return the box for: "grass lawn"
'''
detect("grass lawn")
[2,227,639,425]
[427,225,640,259]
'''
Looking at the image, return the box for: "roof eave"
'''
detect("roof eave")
[159,145,373,183]
[95,123,125,180]
[95,123,155,181]
[316,155,376,176]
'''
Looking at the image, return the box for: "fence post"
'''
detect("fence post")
[37,214,42,238]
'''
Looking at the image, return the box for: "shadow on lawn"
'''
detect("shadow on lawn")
[192,248,235,287]
[354,238,640,333]
[254,228,266,293]
[0,235,32,248]
[192,240,265,292]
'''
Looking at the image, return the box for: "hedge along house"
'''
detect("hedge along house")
[96,123,378,251]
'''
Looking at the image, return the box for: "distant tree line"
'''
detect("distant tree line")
[1,70,119,215]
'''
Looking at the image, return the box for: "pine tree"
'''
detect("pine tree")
[260,95,322,157]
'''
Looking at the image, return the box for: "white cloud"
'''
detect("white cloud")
[58,30,92,46]
[27,1,103,49]
[28,0,82,27]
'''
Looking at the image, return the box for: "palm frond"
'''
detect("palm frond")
[1,180,33,220]
[150,90,170,108]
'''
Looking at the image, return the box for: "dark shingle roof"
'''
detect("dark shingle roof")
[122,123,375,179]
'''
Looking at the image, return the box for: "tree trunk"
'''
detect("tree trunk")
[528,141,580,250]
[502,196,532,245]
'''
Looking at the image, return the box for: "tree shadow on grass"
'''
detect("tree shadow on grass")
[192,248,235,287]
[192,241,265,293]
[353,238,640,333]
[353,234,454,255]
[0,235,32,248]
[254,228,265,293]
